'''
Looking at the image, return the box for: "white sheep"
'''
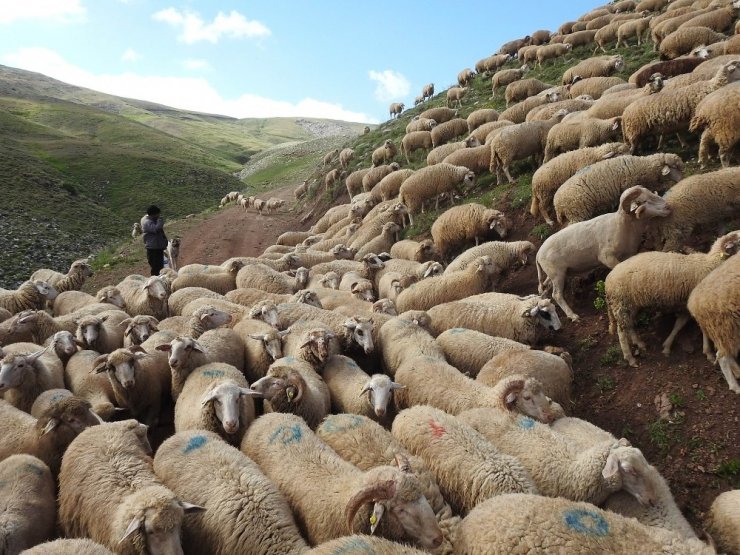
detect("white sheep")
[339,147,355,169]
[689,81,740,167]
[422,82,435,100]
[466,108,499,132]
[378,310,445,378]
[430,118,469,147]
[406,118,437,133]
[53,286,126,315]
[362,163,400,193]
[492,65,530,96]
[154,430,308,554]
[536,186,672,321]
[536,43,573,66]
[435,327,529,377]
[371,140,398,166]
[441,143,492,175]
[157,304,233,339]
[400,131,434,163]
[0,280,57,315]
[64,350,118,420]
[235,264,309,294]
[120,315,159,347]
[30,258,92,294]
[116,275,169,320]
[562,55,625,85]
[171,260,244,295]
[543,116,623,162]
[705,490,740,554]
[281,320,341,370]
[444,240,534,277]
[659,26,727,59]
[0,344,64,412]
[399,164,475,225]
[426,136,481,166]
[389,102,405,118]
[74,309,129,354]
[58,420,204,554]
[15,539,115,554]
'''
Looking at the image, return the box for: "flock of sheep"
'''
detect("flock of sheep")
[0,0,739,553]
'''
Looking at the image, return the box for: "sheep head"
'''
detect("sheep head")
[319,272,340,290]
[32,280,58,301]
[518,241,537,265]
[93,346,147,389]
[200,380,254,435]
[121,315,159,345]
[249,300,280,329]
[294,267,310,290]
[498,375,561,423]
[486,209,511,238]
[298,327,337,364]
[619,186,670,220]
[291,289,323,308]
[712,230,740,259]
[247,329,288,361]
[248,368,305,404]
[225,260,245,275]
[156,337,205,371]
[351,281,376,302]
[613,56,625,71]
[361,253,386,271]
[0,348,47,393]
[420,261,444,279]
[373,299,397,316]
[658,153,684,183]
[70,259,93,278]
[399,310,432,330]
[332,244,356,260]
[342,316,374,354]
[521,298,562,331]
[49,331,81,359]
[603,444,657,506]
[7,310,42,335]
[360,374,404,417]
[75,314,110,350]
[193,306,232,331]
[37,395,102,436]
[143,276,168,301]
[99,286,126,308]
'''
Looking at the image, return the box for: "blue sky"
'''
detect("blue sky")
[0,0,601,123]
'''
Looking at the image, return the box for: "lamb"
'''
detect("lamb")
[444,240,534,281]
[475,53,511,74]
[0,396,101,475]
[390,239,439,263]
[418,106,458,124]
[74,310,129,354]
[362,163,400,193]
[232,317,288,384]
[153,430,309,555]
[705,490,740,554]
[398,164,475,225]
[0,280,57,315]
[605,231,740,366]
[0,345,64,412]
[235,264,309,294]
[536,186,672,321]
[53,285,126,315]
[430,118,469,148]
[389,102,405,118]
[58,420,204,555]
[492,65,530,96]
[174,362,255,445]
[505,78,554,105]
[426,294,562,343]
[458,407,654,505]
[322,355,404,421]
[688,253,740,392]
[400,131,434,163]
[616,15,654,47]
[466,108,499,132]
[391,405,538,515]
[422,82,435,100]
[30,258,92,294]
[553,152,683,225]
[371,140,398,166]
[356,222,402,260]
[536,43,573,66]
[446,86,468,108]
[0,454,55,553]
[477,347,573,407]
[490,110,568,184]
[405,117,437,133]
[562,55,625,85]
[689,81,740,167]
[659,26,728,59]
[116,275,169,320]
[657,167,740,251]
[243,412,442,548]
[64,350,118,420]
[435,328,529,377]
[119,315,159,347]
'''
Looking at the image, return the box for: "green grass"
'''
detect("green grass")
[596,375,616,393]
[600,345,623,366]
[594,280,607,311]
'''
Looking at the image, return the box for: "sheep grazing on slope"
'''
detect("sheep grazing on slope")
[398,164,475,225]
[615,16,654,48]
[569,76,626,100]
[563,29,599,48]
[431,203,511,260]
[58,420,204,555]
[390,239,439,264]
[543,116,623,161]
[323,149,339,167]
[659,26,729,59]
[622,60,740,153]
[706,490,740,554]
[562,55,625,85]
[154,430,308,555]
[476,53,511,75]
[419,106,458,124]
[0,280,57,316]
[689,81,740,167]
[363,163,400,193]
[242,412,443,549]
[430,118,469,148]
[466,108,500,132]
[344,168,371,199]
[435,327,529,376]
[427,136,481,166]
[325,168,346,191]
[499,93,559,124]
[405,117,437,133]
[505,78,554,105]
[400,131,434,163]
[442,143,493,175]
[492,65,530,96]
[536,186,671,321]
[371,139,398,166]
[553,152,683,225]
[422,83,434,101]
[525,97,595,122]
[688,253,740,393]
[605,231,740,367]
[389,102,405,119]
[531,142,631,225]
[446,86,468,108]
[536,43,573,67]
[470,120,515,143]
[445,240,535,276]
[31,259,92,294]
[339,147,354,169]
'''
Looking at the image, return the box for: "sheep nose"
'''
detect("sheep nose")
[432,535,443,548]
[224,421,238,433]
[375,407,386,417]
[141,333,149,341]
[123,380,135,389]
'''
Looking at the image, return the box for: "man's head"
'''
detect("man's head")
[147,205,161,217]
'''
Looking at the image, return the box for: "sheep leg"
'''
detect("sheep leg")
[717,355,740,394]
[702,333,714,362]
[662,313,690,356]
[698,131,712,169]
[551,273,580,322]
[503,165,516,184]
[629,329,647,353]
[675,132,687,149]
[718,145,731,169]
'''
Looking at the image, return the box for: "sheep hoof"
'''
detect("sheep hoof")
[661,348,671,356]
[628,360,638,368]
[568,315,580,322]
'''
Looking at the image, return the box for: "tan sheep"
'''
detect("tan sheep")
[562,55,625,85]
[524,97,595,122]
[444,240,535,279]
[431,203,511,260]
[0,280,57,316]
[374,168,414,201]
[466,108,500,132]
[442,143,492,175]
[405,117,437,133]
[544,116,623,161]
[371,140,397,166]
[616,16,654,47]
[398,164,475,225]
[400,131,434,163]
[689,81,740,167]
[323,149,338,167]
[418,106,458,124]
[584,72,665,119]
[325,168,346,191]
[339,147,354,169]
[389,239,439,263]
[389,102,405,119]
[476,53,511,74]
[492,65,529,96]
[568,75,626,98]
[705,490,740,554]
[362,162,400,193]
[30,259,92,295]
[457,68,476,86]
[345,168,371,199]
[659,26,727,59]
[562,29,599,48]
[678,3,739,33]
[435,327,529,376]
[505,78,554,105]
[426,136,481,166]
[471,120,515,143]
[430,117,469,147]
[536,43,573,66]
[498,93,559,124]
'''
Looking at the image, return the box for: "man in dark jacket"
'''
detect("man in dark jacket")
[141,205,168,276]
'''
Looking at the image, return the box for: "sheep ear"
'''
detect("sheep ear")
[278,330,291,338]
[248,333,267,341]
[129,345,147,355]
[180,501,206,514]
[395,453,412,473]
[99,315,109,323]
[660,165,671,176]
[505,391,519,406]
[601,151,617,159]
[190,341,206,354]
[359,382,372,397]
[120,517,142,543]
[603,451,620,479]
[200,388,219,406]
[390,382,405,390]
[41,418,59,435]
[119,318,132,329]
[342,320,358,330]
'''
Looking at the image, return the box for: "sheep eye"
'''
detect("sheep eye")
[523,394,532,400]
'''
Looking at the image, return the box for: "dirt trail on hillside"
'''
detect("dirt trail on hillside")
[178,184,305,265]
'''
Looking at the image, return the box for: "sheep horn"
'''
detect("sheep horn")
[344,480,397,533]
[395,453,412,473]
[285,372,304,404]
[359,382,372,397]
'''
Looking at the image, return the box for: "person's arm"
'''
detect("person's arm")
[141,216,164,233]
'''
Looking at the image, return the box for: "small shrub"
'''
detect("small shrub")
[593,280,607,310]
[596,375,615,393]
[599,345,622,366]
[530,224,552,241]
[668,393,686,409]
[695,389,707,401]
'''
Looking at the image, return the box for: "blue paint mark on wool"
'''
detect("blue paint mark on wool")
[330,537,374,554]
[50,393,67,402]
[269,423,303,445]
[449,328,467,334]
[183,435,207,454]
[23,463,44,476]
[564,509,610,536]
[201,369,225,378]
[518,416,536,430]
[321,414,364,434]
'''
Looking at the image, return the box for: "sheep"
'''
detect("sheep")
[435,328,529,376]
[562,55,625,85]
[63,350,117,420]
[390,239,439,263]
[418,106,458,124]
[524,97,594,122]
[454,68,474,88]
[466,109,499,133]
[475,53,510,74]
[562,29,599,48]
[678,3,739,33]
[422,82,435,100]
[157,303,234,341]
[459,407,654,505]
[371,139,398,166]
[651,8,714,49]
[30,258,92,294]
[230,317,287,385]
[281,320,341,369]
[234,264,309,295]
[399,164,475,225]
[536,43,573,66]
[430,118,469,148]
[426,294,561,343]
[0,454,55,553]
[377,310,446,377]
[389,102,405,118]
[340,168,370,199]
[616,16,654,47]
[116,275,169,320]
[543,116,622,161]
[439,144,489,176]
[688,253,740,393]
[400,131,434,163]
[53,286,125,316]
[0,280,57,315]
[657,167,740,252]
[242,412,443,548]
[4,308,101,347]
[490,110,568,184]
[171,261,243,296]
[427,137,483,169]
[705,490,740,554]
[325,168,346,191]
[363,163,400,193]
[323,149,339,166]
[444,240,534,280]
[29,387,72,417]
[605,231,740,366]
[91,347,163,425]
[45,330,81,364]
[536,186,672,321]
[356,222,402,260]
[154,430,308,555]
[391,405,538,515]
[505,78,554,105]
[377,273,418,304]
[0,345,64,412]
[277,230,314,246]
[689,81,740,167]
[73,309,128,354]
[119,315,159,347]
[338,147,354,170]
[21,539,115,555]
[58,420,203,555]
[553,152,683,225]
[569,76,626,99]
[294,179,309,200]
[454,494,714,555]
[446,86,468,108]
[430,204,511,260]
[322,355,403,421]
[660,26,728,59]
[492,65,530,96]
[499,92,561,124]
[405,117,437,133]
[312,204,355,233]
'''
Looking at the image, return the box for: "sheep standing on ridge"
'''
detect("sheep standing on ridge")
[562,55,625,85]
[422,83,434,100]
[431,203,511,260]
[389,102,405,119]
[398,164,475,225]
[492,65,530,96]
[371,140,398,166]
[446,86,468,108]
[400,131,434,163]
[458,68,476,86]
[339,148,354,169]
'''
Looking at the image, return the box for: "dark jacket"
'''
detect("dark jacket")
[141,215,168,250]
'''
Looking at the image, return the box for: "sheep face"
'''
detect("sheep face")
[300,329,336,364]
[602,445,658,506]
[320,273,340,290]
[421,262,444,279]
[613,56,625,71]
[71,260,93,278]
[0,351,45,392]
[250,301,279,329]
[33,280,58,301]
[295,267,310,289]
[343,317,374,354]
[332,245,356,260]
[373,299,397,316]
[621,187,670,219]
[487,210,512,238]
[143,277,168,301]
[361,374,404,417]
[351,282,375,302]
[51,331,80,358]
[248,330,287,361]
[198,307,232,330]
[41,397,102,435]
[524,299,562,331]
[6,310,38,336]
[76,316,108,349]
[505,377,562,423]
[123,316,159,345]
[293,290,323,307]
[201,381,253,435]
[100,288,125,308]
[105,351,144,389]
[160,337,204,371]
[660,160,683,184]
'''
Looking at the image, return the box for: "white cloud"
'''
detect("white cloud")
[2,48,375,123]
[0,0,85,24]
[182,59,209,71]
[121,48,140,62]
[152,7,270,44]
[368,69,411,102]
